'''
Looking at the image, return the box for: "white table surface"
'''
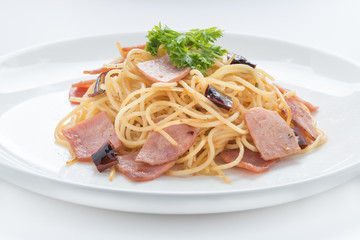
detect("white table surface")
[1,0,360,239]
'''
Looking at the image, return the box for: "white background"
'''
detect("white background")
[1,0,360,239]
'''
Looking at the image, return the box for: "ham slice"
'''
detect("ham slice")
[218,148,278,173]
[62,112,122,161]
[287,97,318,140]
[135,124,200,165]
[292,96,318,113]
[122,44,146,56]
[275,84,318,113]
[68,80,95,104]
[136,55,191,83]
[245,107,301,160]
[116,151,175,182]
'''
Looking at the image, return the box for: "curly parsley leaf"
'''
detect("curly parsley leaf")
[146,24,227,74]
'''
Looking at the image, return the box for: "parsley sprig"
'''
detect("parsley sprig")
[146,24,227,74]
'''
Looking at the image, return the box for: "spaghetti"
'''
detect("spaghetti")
[55,43,326,183]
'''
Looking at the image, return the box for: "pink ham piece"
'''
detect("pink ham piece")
[292,96,319,113]
[135,124,200,165]
[245,107,301,160]
[122,44,146,52]
[121,44,146,58]
[62,112,122,162]
[275,84,319,113]
[218,148,278,173]
[136,55,191,83]
[286,97,318,140]
[116,151,175,182]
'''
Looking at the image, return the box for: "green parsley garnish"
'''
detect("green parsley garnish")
[146,24,227,74]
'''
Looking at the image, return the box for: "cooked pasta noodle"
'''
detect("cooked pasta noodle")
[55,45,327,183]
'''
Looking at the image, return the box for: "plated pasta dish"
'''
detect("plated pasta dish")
[55,25,326,183]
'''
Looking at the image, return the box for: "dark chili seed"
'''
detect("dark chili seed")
[227,53,256,68]
[291,126,308,149]
[91,141,119,172]
[88,70,109,97]
[205,84,233,111]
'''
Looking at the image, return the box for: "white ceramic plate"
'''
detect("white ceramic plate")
[0,33,359,214]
